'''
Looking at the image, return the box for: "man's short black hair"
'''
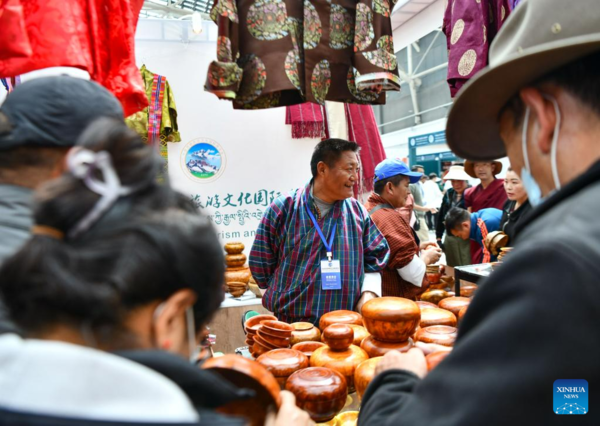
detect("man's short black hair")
[310,138,359,178]
[445,207,471,234]
[374,174,406,195]
[411,165,424,172]
[502,50,600,128]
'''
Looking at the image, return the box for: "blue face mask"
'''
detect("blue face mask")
[520,95,562,207]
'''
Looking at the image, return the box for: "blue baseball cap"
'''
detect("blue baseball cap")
[374,159,423,184]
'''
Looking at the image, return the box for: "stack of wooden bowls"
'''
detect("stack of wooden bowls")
[360,297,420,358]
[244,314,277,356]
[224,242,252,296]
[311,324,369,393]
[254,320,294,354]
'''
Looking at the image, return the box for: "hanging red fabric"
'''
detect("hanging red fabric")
[285,103,327,139]
[345,104,386,193]
[0,0,147,116]
[0,0,32,59]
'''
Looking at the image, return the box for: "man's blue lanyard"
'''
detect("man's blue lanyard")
[304,192,336,262]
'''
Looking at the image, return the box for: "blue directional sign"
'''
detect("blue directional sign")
[409,131,446,148]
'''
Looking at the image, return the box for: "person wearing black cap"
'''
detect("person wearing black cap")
[0,76,124,333]
[358,0,600,424]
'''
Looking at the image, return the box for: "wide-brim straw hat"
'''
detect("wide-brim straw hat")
[446,0,600,161]
[464,160,503,178]
[443,166,471,181]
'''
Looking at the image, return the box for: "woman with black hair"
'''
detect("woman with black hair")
[0,119,312,426]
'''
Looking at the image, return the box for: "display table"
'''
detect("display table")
[453,263,493,295]
[209,290,272,354]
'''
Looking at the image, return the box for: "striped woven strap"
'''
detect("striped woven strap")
[477,218,491,263]
[148,74,166,149]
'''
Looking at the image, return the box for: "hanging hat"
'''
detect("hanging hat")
[443,166,471,181]
[464,160,503,178]
[446,0,600,160]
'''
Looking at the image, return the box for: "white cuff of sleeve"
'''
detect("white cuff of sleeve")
[362,272,382,297]
[397,255,426,287]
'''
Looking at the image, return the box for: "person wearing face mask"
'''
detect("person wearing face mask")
[500,167,531,243]
[250,139,390,325]
[357,1,600,425]
[0,119,313,426]
[435,165,472,266]
[365,159,442,299]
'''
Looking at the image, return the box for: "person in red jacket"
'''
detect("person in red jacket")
[463,160,507,263]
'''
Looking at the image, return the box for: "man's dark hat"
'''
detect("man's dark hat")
[0,76,123,151]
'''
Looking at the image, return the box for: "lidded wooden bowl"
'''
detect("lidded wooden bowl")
[202,354,280,426]
[360,335,414,358]
[354,357,382,400]
[459,284,478,297]
[224,241,245,255]
[347,324,370,347]
[310,344,369,393]
[290,322,321,345]
[415,325,457,347]
[419,307,457,328]
[419,289,451,305]
[426,350,451,371]
[256,349,309,388]
[285,367,348,423]
[225,266,252,284]
[438,297,471,317]
[319,310,364,331]
[457,305,468,324]
[416,301,438,310]
[361,297,420,343]
[322,324,354,351]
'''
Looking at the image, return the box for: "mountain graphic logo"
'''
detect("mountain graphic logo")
[554,379,588,415]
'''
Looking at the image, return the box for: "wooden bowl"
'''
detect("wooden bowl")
[322,324,354,351]
[225,253,247,268]
[336,411,359,426]
[252,341,272,358]
[458,305,468,324]
[225,267,252,284]
[415,325,457,347]
[416,301,438,310]
[361,297,420,343]
[438,297,471,317]
[253,334,279,351]
[285,367,348,423]
[257,328,291,348]
[319,310,364,331]
[310,345,369,393]
[347,324,370,347]
[260,320,293,339]
[202,354,280,426]
[256,349,309,389]
[459,284,478,297]
[291,341,326,359]
[245,336,255,346]
[360,336,413,358]
[354,357,382,400]
[426,350,451,371]
[224,241,245,255]
[420,308,457,328]
[290,322,321,345]
[420,289,451,305]
[245,315,278,333]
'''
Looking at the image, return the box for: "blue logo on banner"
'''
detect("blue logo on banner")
[554,379,588,415]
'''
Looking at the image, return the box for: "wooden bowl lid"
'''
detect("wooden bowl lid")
[292,322,315,331]
[361,297,420,322]
[420,308,457,327]
[202,354,280,406]
[416,301,438,310]
[319,310,363,331]
[322,324,354,351]
[438,297,471,316]
[256,349,308,377]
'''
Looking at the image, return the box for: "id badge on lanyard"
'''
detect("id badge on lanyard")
[304,192,342,291]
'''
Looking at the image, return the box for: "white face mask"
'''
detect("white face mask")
[520,95,562,206]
